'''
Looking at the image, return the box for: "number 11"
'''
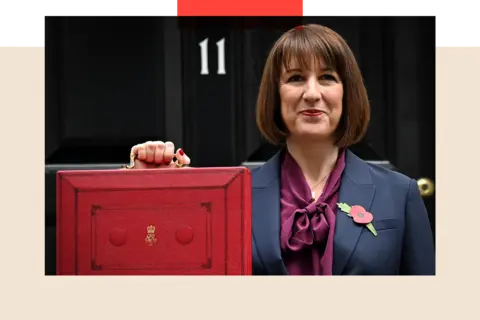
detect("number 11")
[199,38,226,75]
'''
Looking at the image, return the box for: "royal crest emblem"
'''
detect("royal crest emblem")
[145,225,158,246]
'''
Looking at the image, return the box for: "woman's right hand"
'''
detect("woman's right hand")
[128,141,191,169]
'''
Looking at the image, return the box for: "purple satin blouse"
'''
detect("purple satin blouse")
[280,148,346,275]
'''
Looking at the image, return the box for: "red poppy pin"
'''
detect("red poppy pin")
[337,203,377,236]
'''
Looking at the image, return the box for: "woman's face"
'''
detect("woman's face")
[279,58,343,143]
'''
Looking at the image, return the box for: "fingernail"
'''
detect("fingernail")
[179,148,185,156]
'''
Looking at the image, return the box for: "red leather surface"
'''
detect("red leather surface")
[56,167,252,275]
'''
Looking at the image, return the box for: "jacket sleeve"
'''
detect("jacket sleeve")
[400,178,436,275]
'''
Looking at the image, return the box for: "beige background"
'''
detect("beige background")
[0,47,476,319]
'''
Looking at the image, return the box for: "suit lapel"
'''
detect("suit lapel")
[332,150,376,275]
[251,151,288,275]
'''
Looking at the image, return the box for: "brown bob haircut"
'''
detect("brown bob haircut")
[256,24,370,147]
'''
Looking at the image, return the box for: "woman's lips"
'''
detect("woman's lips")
[299,109,325,117]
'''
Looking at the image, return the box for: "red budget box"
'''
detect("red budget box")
[56,167,252,275]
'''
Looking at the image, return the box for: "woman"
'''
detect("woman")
[128,24,435,275]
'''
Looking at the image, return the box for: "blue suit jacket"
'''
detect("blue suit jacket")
[250,149,435,275]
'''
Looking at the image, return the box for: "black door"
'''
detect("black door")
[178,17,303,167]
[45,17,169,164]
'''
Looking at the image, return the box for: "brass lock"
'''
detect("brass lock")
[417,178,435,197]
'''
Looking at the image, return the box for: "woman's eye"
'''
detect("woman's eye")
[286,74,338,83]
[287,75,304,82]
[319,74,337,81]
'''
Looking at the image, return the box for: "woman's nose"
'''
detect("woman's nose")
[303,77,322,102]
